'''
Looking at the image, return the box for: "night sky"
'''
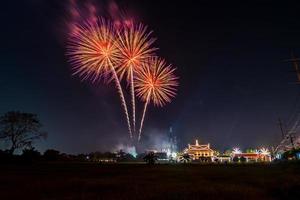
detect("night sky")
[1,0,300,154]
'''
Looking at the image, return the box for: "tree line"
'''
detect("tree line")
[0,111,155,163]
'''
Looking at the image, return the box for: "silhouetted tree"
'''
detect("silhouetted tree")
[0,111,47,154]
[143,152,157,165]
[136,153,147,161]
[103,152,116,159]
[76,154,88,162]
[116,150,135,162]
[22,147,41,162]
[282,148,300,160]
[0,149,14,163]
[43,149,60,161]
[232,157,239,162]
[240,156,247,163]
[59,153,74,161]
[180,153,191,163]
[116,150,126,158]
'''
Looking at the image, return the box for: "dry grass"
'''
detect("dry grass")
[0,162,299,200]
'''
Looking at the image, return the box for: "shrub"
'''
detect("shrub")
[43,149,60,161]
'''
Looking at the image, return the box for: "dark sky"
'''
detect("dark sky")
[1,0,300,153]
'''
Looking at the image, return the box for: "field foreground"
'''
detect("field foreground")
[0,163,299,200]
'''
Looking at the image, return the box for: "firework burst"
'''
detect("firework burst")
[67,18,133,138]
[135,57,178,140]
[116,24,157,135]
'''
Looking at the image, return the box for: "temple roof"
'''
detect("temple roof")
[188,145,214,151]
[187,140,214,151]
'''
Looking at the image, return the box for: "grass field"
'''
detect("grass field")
[0,162,299,200]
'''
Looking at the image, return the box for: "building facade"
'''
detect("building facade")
[184,139,215,161]
[232,153,271,162]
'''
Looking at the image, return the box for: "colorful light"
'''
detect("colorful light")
[68,19,118,81]
[259,148,270,155]
[135,57,178,140]
[232,147,242,154]
[67,18,133,138]
[116,24,157,134]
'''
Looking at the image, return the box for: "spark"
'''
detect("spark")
[116,24,157,136]
[259,148,270,155]
[232,147,242,154]
[67,18,133,138]
[135,57,178,140]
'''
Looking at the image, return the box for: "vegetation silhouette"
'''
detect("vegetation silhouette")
[240,156,247,163]
[143,152,157,164]
[0,111,47,154]
[43,149,61,161]
[180,153,191,163]
[21,147,41,163]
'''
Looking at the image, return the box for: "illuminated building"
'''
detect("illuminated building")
[184,139,215,161]
[231,148,271,162]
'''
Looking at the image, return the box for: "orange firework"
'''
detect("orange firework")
[67,18,133,138]
[116,24,157,135]
[135,57,178,140]
[68,19,119,82]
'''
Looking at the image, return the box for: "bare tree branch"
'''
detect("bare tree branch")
[0,111,47,154]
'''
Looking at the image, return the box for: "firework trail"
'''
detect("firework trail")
[135,57,178,141]
[138,90,151,141]
[67,18,133,138]
[116,24,156,137]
